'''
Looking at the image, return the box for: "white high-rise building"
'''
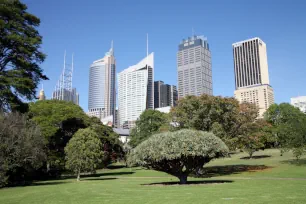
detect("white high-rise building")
[233,37,274,117]
[88,43,116,121]
[291,96,306,113]
[118,53,154,128]
[177,35,212,98]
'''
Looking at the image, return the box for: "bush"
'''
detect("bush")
[128,129,229,184]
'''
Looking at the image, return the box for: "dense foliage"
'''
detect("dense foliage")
[265,103,306,159]
[170,95,258,150]
[65,128,103,181]
[129,109,167,147]
[0,112,46,187]
[128,129,229,184]
[0,0,48,112]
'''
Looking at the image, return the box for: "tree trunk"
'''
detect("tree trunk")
[77,169,80,181]
[179,174,188,184]
[249,151,253,159]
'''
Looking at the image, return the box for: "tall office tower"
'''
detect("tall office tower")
[88,43,116,121]
[291,96,306,113]
[154,80,178,108]
[118,53,154,128]
[177,35,212,99]
[52,52,79,105]
[233,37,274,117]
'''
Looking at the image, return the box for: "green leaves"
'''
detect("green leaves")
[0,0,47,112]
[65,128,103,179]
[128,129,229,183]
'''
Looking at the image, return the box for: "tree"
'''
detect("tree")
[129,109,167,147]
[170,95,257,150]
[128,129,229,184]
[0,112,46,187]
[239,119,274,158]
[65,128,103,181]
[28,100,90,175]
[0,0,48,112]
[265,103,306,157]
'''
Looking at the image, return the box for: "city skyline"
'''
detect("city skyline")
[25,0,306,111]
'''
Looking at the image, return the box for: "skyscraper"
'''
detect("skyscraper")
[233,37,274,116]
[154,81,178,108]
[52,52,79,105]
[88,43,116,121]
[118,53,154,128]
[177,35,212,99]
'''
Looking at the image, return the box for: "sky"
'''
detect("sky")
[23,0,306,111]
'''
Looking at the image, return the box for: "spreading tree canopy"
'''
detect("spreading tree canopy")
[0,0,48,112]
[65,128,103,181]
[0,112,46,187]
[128,129,229,184]
[129,109,168,147]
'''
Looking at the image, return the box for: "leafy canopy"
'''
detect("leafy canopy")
[0,112,46,187]
[128,129,229,184]
[65,128,103,181]
[129,109,167,147]
[0,0,48,112]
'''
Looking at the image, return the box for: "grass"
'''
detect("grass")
[0,149,306,204]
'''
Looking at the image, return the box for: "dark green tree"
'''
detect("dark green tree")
[128,129,229,184]
[129,109,167,147]
[0,0,48,112]
[65,128,103,181]
[0,112,46,187]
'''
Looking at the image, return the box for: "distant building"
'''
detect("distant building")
[52,52,79,105]
[233,37,274,117]
[155,106,171,114]
[177,35,212,99]
[118,53,154,128]
[291,96,306,113]
[113,128,130,144]
[88,42,116,121]
[38,86,46,100]
[154,81,178,108]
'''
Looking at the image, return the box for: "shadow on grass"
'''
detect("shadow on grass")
[30,181,68,186]
[281,159,306,166]
[194,164,270,178]
[240,155,271,160]
[82,177,118,181]
[142,180,233,186]
[61,171,135,180]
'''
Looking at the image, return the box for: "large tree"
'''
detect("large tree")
[129,109,167,147]
[265,103,306,158]
[128,129,229,184]
[0,0,48,112]
[65,128,103,181]
[170,95,257,150]
[0,112,46,187]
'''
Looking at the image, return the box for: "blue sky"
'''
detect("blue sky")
[24,0,306,111]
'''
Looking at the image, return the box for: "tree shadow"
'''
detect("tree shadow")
[106,165,127,169]
[61,171,135,180]
[82,177,118,181]
[142,180,233,186]
[194,164,270,178]
[240,155,271,160]
[30,181,68,186]
[281,159,306,166]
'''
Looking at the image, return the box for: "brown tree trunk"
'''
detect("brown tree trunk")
[179,174,188,184]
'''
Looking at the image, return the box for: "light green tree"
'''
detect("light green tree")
[65,128,103,181]
[128,129,229,184]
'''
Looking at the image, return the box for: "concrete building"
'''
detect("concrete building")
[291,96,306,113]
[88,43,116,121]
[177,35,212,99]
[52,87,79,105]
[38,86,46,101]
[233,37,274,117]
[154,81,178,108]
[118,53,154,128]
[113,128,130,144]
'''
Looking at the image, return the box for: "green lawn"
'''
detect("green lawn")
[1,149,306,204]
